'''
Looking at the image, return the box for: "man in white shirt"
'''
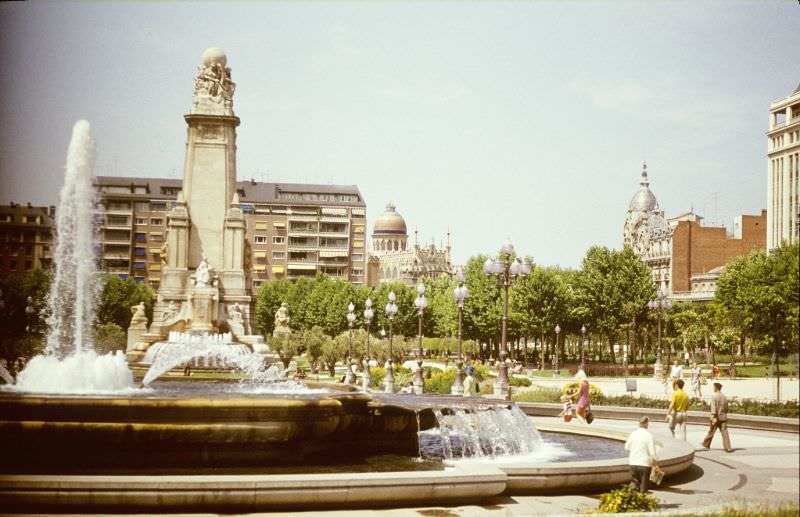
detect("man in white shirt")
[670,360,684,381]
[624,416,659,492]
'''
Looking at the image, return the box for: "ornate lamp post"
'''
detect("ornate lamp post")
[345,302,356,384]
[413,281,428,395]
[483,239,531,398]
[553,324,561,376]
[384,291,398,393]
[451,269,469,395]
[580,324,587,373]
[362,298,374,391]
[648,290,672,381]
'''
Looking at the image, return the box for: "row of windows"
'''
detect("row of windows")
[0,214,46,224]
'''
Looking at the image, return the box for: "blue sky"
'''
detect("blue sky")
[1,1,797,268]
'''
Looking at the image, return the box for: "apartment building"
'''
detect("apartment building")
[0,203,55,280]
[767,84,800,251]
[95,176,366,290]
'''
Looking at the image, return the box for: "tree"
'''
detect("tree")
[93,322,127,354]
[0,268,51,363]
[96,276,155,330]
[573,246,656,363]
[716,243,799,358]
[301,325,328,372]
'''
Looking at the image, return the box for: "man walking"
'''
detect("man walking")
[666,378,690,440]
[625,416,659,492]
[701,382,732,452]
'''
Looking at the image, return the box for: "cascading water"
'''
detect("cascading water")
[419,405,573,464]
[13,120,135,393]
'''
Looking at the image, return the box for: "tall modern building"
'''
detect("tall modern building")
[623,163,766,302]
[0,203,55,279]
[767,84,800,251]
[95,176,366,291]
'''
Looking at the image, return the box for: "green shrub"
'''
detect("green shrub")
[512,387,562,403]
[509,376,532,387]
[593,484,659,513]
[425,368,456,394]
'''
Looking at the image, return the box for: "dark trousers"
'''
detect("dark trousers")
[630,465,651,492]
[702,418,731,451]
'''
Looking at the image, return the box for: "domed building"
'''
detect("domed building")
[623,163,766,301]
[623,163,673,293]
[366,202,453,287]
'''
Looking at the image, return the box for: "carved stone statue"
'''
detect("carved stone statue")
[193,48,236,104]
[130,302,148,329]
[162,301,178,322]
[274,303,291,333]
[195,253,211,287]
[228,302,245,336]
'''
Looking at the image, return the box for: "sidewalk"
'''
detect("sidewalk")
[525,375,800,402]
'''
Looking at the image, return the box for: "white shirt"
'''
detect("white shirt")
[670,364,683,379]
[625,427,657,467]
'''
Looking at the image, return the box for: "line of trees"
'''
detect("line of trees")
[2,242,796,375]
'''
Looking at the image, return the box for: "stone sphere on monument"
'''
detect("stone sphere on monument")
[202,47,227,67]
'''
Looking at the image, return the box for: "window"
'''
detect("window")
[134,247,147,256]
[253,280,263,290]
[107,215,130,226]
[272,236,285,245]
[133,186,148,194]
[105,186,131,194]
[255,221,268,231]
[149,233,163,242]
[351,253,364,262]
[134,202,149,211]
[135,232,147,242]
[254,235,268,244]
[107,200,131,211]
[150,218,163,226]
[135,218,147,225]
[351,268,363,276]
[272,251,285,260]
[150,201,167,211]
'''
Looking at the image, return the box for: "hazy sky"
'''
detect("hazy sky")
[1,2,797,268]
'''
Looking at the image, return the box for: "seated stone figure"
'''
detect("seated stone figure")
[274,303,290,333]
[228,302,245,336]
[130,302,148,328]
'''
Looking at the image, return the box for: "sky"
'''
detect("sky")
[0,1,797,269]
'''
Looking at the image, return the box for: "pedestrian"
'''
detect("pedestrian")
[624,416,659,492]
[570,370,591,424]
[462,365,477,397]
[670,360,684,382]
[666,378,690,440]
[684,351,690,367]
[701,382,732,452]
[690,362,702,398]
[559,394,574,422]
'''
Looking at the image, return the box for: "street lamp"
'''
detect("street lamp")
[451,269,469,395]
[362,298,374,391]
[553,324,561,376]
[345,302,356,384]
[413,281,428,395]
[384,291,398,393]
[580,324,587,373]
[483,239,531,398]
[648,290,672,381]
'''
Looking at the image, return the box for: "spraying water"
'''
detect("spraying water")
[14,120,135,393]
[45,120,98,356]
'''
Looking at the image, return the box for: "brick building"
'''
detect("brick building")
[623,163,766,302]
[0,203,55,279]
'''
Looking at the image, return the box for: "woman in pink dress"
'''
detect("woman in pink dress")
[571,370,591,424]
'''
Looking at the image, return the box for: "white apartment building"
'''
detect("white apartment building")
[767,84,800,251]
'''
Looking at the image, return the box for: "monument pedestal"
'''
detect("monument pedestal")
[190,286,218,332]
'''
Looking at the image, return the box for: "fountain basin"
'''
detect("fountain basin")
[0,385,419,471]
[499,423,695,493]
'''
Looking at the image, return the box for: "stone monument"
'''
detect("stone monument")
[126,48,266,361]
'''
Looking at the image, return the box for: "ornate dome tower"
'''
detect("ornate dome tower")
[372,202,408,253]
[623,163,660,255]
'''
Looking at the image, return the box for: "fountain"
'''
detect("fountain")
[0,49,694,512]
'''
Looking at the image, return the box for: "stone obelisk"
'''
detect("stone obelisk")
[127,48,261,361]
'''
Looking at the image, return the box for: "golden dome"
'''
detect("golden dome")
[373,202,408,235]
